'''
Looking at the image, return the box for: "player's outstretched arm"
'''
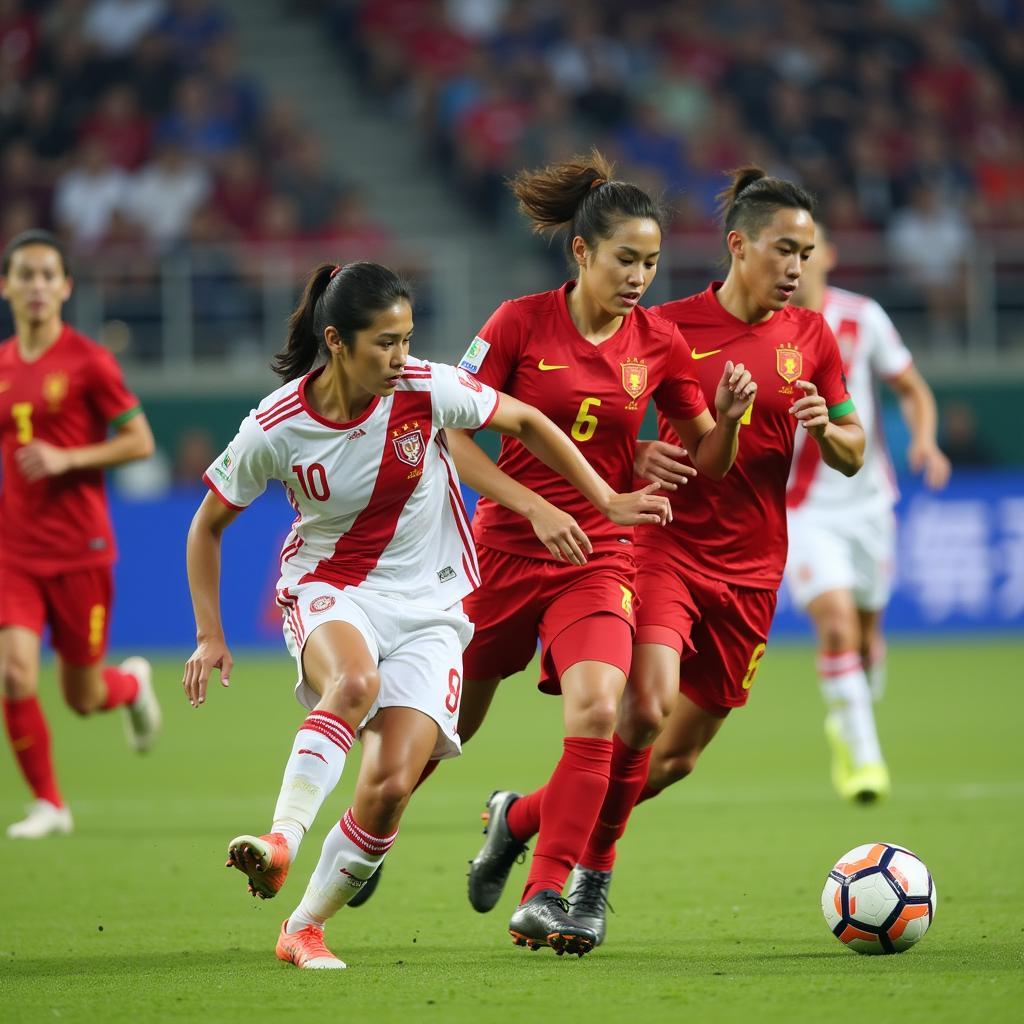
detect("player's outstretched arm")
[183,492,239,708]
[486,391,672,528]
[446,427,593,564]
[668,361,756,481]
[790,381,865,476]
[888,364,951,490]
[14,412,155,482]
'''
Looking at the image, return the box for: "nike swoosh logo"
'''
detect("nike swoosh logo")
[690,349,722,360]
[538,359,569,371]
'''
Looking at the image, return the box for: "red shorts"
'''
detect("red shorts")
[463,545,637,694]
[0,563,113,665]
[634,553,777,715]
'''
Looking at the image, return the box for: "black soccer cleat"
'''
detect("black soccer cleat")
[508,890,598,957]
[566,866,612,946]
[346,860,382,909]
[467,790,527,913]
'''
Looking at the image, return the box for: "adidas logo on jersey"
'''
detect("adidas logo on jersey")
[345,428,367,441]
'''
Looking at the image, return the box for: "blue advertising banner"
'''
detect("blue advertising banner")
[106,472,1024,651]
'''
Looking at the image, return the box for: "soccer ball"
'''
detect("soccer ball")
[821,842,936,955]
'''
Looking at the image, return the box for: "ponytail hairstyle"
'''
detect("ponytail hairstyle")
[272,260,413,382]
[509,148,665,271]
[716,165,816,242]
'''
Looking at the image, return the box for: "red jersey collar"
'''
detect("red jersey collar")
[10,322,72,366]
[704,281,787,332]
[556,280,632,350]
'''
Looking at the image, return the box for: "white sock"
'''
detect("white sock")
[271,710,354,861]
[287,809,398,933]
[818,651,883,767]
[865,640,887,703]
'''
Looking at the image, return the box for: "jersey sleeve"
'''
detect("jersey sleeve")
[88,345,142,427]
[457,300,522,391]
[430,362,500,431]
[814,320,856,420]
[864,299,913,380]
[203,412,279,511]
[652,326,709,421]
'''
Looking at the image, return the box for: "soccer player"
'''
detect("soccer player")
[566,168,866,944]
[785,222,950,802]
[183,260,673,970]
[0,229,160,839]
[443,151,756,957]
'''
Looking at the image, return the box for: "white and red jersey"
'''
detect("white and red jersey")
[787,286,912,515]
[204,357,498,606]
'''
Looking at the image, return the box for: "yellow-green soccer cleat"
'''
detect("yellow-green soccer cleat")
[842,761,892,804]
[825,713,853,798]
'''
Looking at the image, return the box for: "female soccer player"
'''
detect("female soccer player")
[183,260,672,970]
[786,222,950,802]
[566,168,867,945]
[0,229,159,839]
[446,152,756,957]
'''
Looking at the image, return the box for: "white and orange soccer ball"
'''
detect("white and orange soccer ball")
[822,842,937,955]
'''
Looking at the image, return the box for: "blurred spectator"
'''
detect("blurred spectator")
[201,35,262,140]
[158,0,229,62]
[79,84,153,170]
[127,138,211,246]
[0,0,39,79]
[125,30,182,115]
[3,77,75,166]
[314,189,393,259]
[158,73,240,159]
[0,139,51,224]
[274,136,344,232]
[211,146,269,235]
[53,139,130,246]
[939,401,992,467]
[83,0,167,57]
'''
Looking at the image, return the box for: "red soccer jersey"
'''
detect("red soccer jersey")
[647,283,854,589]
[462,282,707,559]
[0,325,142,576]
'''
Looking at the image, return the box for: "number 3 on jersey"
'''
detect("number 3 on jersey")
[571,397,601,442]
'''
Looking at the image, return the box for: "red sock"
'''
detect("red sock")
[411,757,439,793]
[101,666,140,710]
[578,733,652,872]
[506,785,545,842]
[520,737,613,903]
[3,696,63,807]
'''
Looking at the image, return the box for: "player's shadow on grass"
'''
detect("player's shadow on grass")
[5,948,270,980]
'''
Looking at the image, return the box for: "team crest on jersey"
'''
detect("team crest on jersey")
[457,368,482,392]
[620,359,647,409]
[776,346,802,385]
[309,595,336,614]
[459,336,490,374]
[42,372,69,410]
[392,422,426,473]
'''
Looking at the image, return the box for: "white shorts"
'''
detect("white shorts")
[785,505,896,612]
[279,582,475,760]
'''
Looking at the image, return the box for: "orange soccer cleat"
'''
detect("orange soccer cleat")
[226,832,291,899]
[275,920,347,969]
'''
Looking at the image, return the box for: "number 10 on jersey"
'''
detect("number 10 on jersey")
[293,463,331,501]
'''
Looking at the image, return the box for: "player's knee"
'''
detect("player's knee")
[322,668,380,712]
[625,694,671,746]
[819,617,857,654]
[656,747,701,786]
[0,656,36,699]
[576,696,619,737]
[361,773,412,823]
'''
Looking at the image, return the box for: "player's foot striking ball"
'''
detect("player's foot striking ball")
[468,790,527,912]
[226,832,291,899]
[275,920,347,969]
[566,865,612,945]
[508,890,597,956]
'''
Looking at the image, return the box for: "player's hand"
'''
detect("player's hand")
[527,499,593,565]
[789,380,829,439]
[182,636,233,708]
[908,441,951,490]
[633,440,697,491]
[14,440,73,481]
[605,481,672,527]
[714,361,757,423]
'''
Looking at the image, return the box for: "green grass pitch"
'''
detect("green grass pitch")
[1,640,1022,1023]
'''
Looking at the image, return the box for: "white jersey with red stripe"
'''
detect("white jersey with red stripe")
[204,357,499,607]
[786,286,912,514]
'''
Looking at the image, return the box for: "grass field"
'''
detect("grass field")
[1,640,1022,1023]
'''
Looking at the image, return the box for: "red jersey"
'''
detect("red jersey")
[647,283,854,589]
[0,324,141,576]
[461,282,707,559]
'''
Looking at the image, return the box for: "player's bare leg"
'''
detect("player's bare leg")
[59,657,161,753]
[645,692,728,792]
[571,642,681,943]
[278,706,437,969]
[2,626,72,838]
[858,609,886,701]
[807,589,888,802]
[228,621,377,899]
